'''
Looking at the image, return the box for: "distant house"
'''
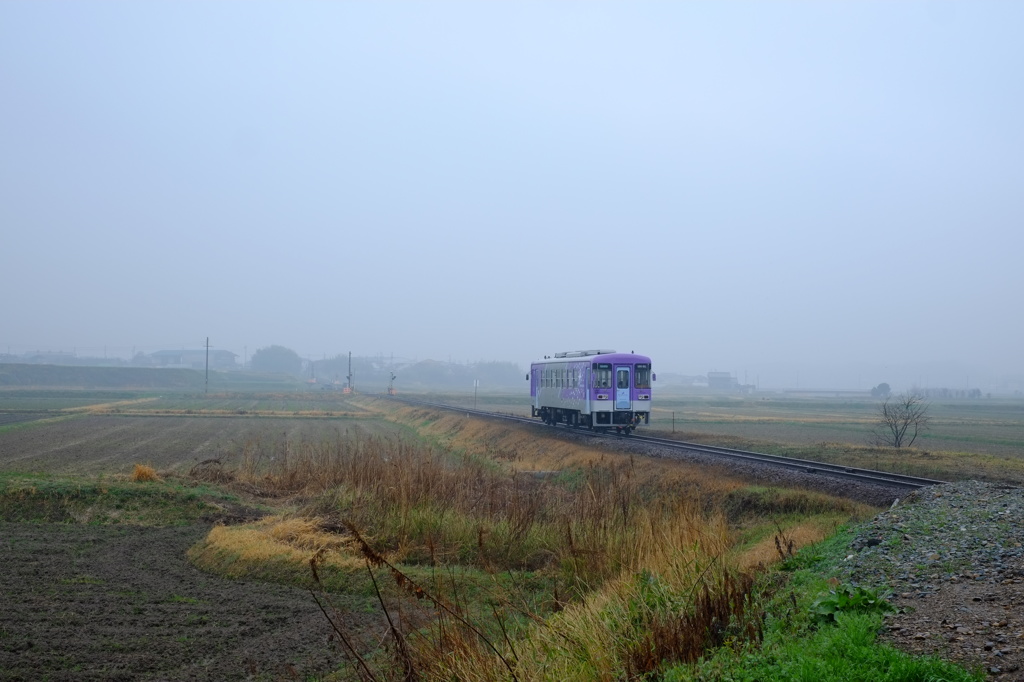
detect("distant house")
[707,371,738,390]
[149,349,238,370]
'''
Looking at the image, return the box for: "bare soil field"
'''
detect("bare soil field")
[0,414,50,428]
[0,521,381,681]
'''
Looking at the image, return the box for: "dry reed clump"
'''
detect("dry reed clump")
[130,463,160,482]
[189,517,364,579]
[266,516,354,553]
[733,519,839,571]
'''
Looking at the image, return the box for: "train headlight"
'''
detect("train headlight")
[596,394,609,400]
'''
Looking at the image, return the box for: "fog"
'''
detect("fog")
[2,3,1022,391]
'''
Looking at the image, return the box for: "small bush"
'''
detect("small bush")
[810,583,894,625]
[131,464,160,482]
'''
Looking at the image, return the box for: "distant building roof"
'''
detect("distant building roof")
[151,349,237,357]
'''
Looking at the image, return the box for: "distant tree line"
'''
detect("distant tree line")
[250,345,303,375]
[248,346,525,389]
[870,383,984,400]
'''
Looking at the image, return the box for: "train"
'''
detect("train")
[528,350,653,434]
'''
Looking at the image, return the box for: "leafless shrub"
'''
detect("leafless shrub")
[871,391,931,448]
[188,458,233,484]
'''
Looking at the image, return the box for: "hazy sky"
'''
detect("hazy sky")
[2,2,1021,389]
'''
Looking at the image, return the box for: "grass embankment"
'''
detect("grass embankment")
[0,469,242,525]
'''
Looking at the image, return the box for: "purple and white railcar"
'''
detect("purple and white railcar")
[528,350,653,434]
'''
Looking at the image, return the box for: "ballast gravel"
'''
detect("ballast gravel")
[840,481,1024,680]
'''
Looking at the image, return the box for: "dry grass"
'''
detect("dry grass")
[733,518,839,571]
[418,517,750,682]
[186,398,875,681]
[188,517,364,580]
[213,429,744,587]
[384,404,758,502]
[130,463,160,482]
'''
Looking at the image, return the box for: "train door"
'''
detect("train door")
[615,366,631,410]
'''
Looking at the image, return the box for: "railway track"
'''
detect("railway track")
[386,395,947,490]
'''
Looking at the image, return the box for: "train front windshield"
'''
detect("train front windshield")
[635,364,651,389]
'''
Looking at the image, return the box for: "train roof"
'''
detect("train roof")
[531,351,651,366]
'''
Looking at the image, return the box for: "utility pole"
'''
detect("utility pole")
[474,379,479,409]
[346,351,353,392]
[205,337,209,394]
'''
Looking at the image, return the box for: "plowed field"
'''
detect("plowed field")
[0,413,399,680]
[0,414,400,475]
[0,522,381,681]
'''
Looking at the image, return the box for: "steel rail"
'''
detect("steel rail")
[383,395,947,489]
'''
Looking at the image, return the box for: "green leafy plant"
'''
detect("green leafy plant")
[810,584,894,625]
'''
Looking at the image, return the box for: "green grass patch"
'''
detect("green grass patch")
[675,611,981,682]
[0,472,241,525]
